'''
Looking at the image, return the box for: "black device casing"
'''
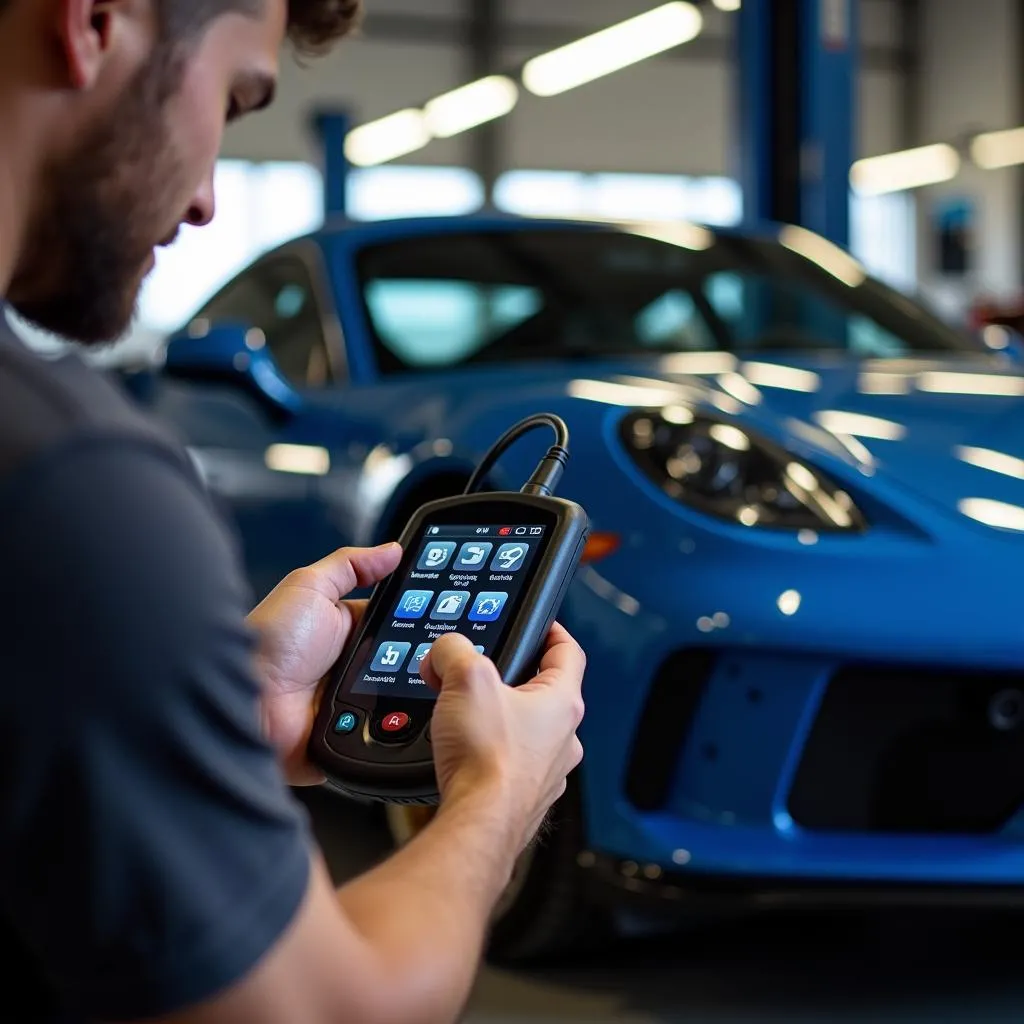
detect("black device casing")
[308,492,589,804]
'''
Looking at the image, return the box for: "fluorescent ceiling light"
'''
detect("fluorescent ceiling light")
[265,444,331,476]
[956,445,1024,481]
[959,497,1024,532]
[521,2,703,97]
[850,143,960,196]
[740,362,821,393]
[971,126,1024,169]
[708,423,750,451]
[712,0,742,9]
[779,225,866,287]
[858,371,912,395]
[716,371,762,405]
[424,75,519,138]
[345,109,430,167]
[917,371,1024,396]
[630,220,715,251]
[659,352,738,375]
[567,379,682,406]
[814,410,906,440]
[983,325,1012,350]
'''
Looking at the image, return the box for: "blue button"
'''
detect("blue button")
[395,589,433,619]
[334,710,359,734]
[469,591,508,622]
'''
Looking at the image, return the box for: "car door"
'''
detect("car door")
[172,242,359,598]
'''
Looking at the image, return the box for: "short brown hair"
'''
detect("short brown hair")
[0,2,362,57]
[283,0,362,56]
[157,0,362,57]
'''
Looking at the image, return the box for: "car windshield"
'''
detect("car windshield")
[355,225,980,373]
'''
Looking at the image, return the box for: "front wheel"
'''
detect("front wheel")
[385,777,609,963]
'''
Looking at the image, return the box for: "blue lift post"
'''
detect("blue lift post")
[736,0,858,250]
[311,108,352,219]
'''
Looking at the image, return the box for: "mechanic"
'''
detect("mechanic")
[0,2,586,1022]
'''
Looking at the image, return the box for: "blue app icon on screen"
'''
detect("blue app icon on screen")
[455,541,493,570]
[416,541,456,571]
[491,542,529,572]
[370,641,411,673]
[430,590,471,620]
[409,643,433,674]
[469,592,508,622]
[395,590,433,619]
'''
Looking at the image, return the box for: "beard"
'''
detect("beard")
[8,57,185,347]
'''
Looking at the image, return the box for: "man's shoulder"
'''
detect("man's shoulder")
[0,318,187,482]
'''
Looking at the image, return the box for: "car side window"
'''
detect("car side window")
[634,289,716,350]
[702,270,912,355]
[364,279,542,368]
[198,254,332,387]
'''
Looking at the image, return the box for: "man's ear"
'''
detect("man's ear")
[55,0,125,90]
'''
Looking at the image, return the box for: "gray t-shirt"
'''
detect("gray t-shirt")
[0,314,313,1021]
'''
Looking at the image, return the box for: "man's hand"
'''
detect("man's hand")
[247,543,402,786]
[420,625,585,857]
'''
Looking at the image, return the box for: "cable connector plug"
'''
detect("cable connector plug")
[521,444,569,497]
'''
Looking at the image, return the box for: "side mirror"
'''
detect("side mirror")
[163,320,303,417]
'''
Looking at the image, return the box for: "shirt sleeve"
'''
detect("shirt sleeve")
[0,434,314,1021]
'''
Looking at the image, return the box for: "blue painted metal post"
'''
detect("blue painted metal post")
[736,0,858,249]
[311,109,351,219]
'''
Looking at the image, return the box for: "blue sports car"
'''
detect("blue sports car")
[127,213,1024,960]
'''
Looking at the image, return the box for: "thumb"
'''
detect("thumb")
[420,633,499,692]
[298,542,402,602]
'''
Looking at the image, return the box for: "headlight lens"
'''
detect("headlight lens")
[620,409,867,532]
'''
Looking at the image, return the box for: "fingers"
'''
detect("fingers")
[516,623,586,727]
[338,598,368,622]
[420,633,500,692]
[289,543,402,602]
[523,623,586,696]
[537,622,587,681]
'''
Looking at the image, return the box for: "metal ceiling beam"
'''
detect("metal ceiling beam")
[468,0,502,198]
[358,11,907,73]
[899,0,922,147]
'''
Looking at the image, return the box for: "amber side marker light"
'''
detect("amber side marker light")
[580,532,621,563]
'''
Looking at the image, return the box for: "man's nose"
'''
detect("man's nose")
[184,171,216,228]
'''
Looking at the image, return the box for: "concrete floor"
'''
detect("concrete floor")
[301,788,1024,1023]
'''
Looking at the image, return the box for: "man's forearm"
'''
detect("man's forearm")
[336,783,518,1024]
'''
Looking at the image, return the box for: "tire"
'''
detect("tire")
[385,775,609,963]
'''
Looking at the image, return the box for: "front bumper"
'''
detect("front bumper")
[577,643,1024,888]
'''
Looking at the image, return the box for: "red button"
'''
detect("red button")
[380,712,410,733]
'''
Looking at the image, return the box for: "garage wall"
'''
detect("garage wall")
[222,0,907,176]
[915,0,1023,314]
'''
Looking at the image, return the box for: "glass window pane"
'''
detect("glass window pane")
[199,255,330,387]
[357,227,971,372]
[365,280,542,367]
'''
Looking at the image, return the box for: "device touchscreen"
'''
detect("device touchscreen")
[348,522,550,701]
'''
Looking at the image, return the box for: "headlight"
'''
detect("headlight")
[619,408,867,532]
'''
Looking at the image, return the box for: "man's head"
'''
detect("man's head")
[0,0,359,344]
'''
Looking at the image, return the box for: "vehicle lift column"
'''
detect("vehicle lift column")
[735,0,858,250]
[311,108,352,218]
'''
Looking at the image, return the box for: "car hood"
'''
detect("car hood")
[546,351,1024,525]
